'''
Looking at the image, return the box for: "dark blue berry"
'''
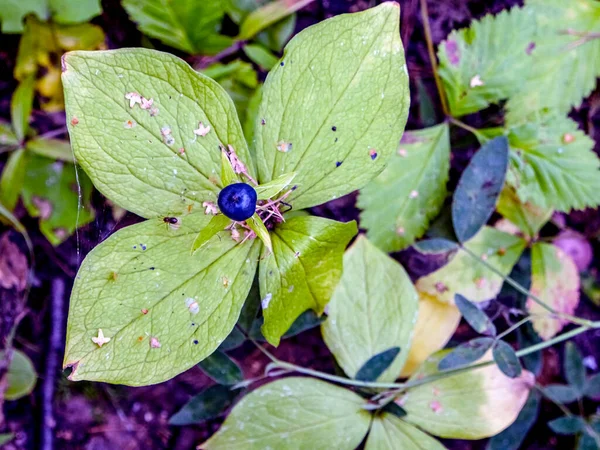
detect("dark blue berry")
[218,183,257,221]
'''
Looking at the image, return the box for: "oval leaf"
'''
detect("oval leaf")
[401,293,461,377]
[455,293,496,336]
[2,349,36,400]
[198,351,244,386]
[438,337,495,371]
[0,148,26,210]
[452,136,509,242]
[238,0,314,40]
[254,3,409,210]
[169,385,241,426]
[413,237,459,255]
[544,384,580,404]
[62,48,251,218]
[191,214,232,254]
[259,216,356,346]
[64,214,260,385]
[355,347,401,382]
[548,416,586,435]
[322,236,418,382]
[526,243,580,340]
[402,351,534,439]
[200,378,372,450]
[493,340,522,378]
[365,413,447,450]
[26,138,75,162]
[416,226,526,304]
[564,342,586,394]
[358,124,450,252]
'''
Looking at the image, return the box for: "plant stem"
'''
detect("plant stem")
[496,317,532,340]
[461,245,596,328]
[419,0,449,117]
[448,116,481,138]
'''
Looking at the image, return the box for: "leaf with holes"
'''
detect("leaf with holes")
[259,216,356,346]
[21,153,94,246]
[526,243,580,340]
[254,3,409,210]
[452,136,509,243]
[505,115,600,212]
[402,350,534,439]
[62,48,252,218]
[358,124,450,252]
[122,0,232,55]
[201,378,372,450]
[322,236,417,382]
[416,226,526,304]
[365,413,447,450]
[64,213,260,385]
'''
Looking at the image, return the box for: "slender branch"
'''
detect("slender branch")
[420,0,449,116]
[448,116,481,138]
[37,126,68,141]
[496,317,532,340]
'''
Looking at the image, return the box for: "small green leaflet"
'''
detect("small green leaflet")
[322,236,417,382]
[21,153,94,246]
[438,337,495,371]
[64,213,260,385]
[197,351,244,386]
[358,124,450,252]
[246,213,272,252]
[505,115,600,212]
[413,237,458,255]
[544,384,580,404]
[0,121,18,146]
[243,44,279,71]
[403,350,534,439]
[548,416,586,435]
[254,3,409,210]
[26,138,75,162]
[122,0,232,55]
[62,48,252,219]
[365,413,447,450]
[11,75,35,142]
[493,340,523,378]
[564,342,586,394]
[255,172,296,200]
[191,214,231,254]
[200,378,372,450]
[169,385,241,426]
[416,226,526,304]
[452,136,509,243]
[0,148,26,210]
[437,6,536,117]
[220,150,240,186]
[454,294,496,336]
[238,0,314,40]
[260,216,356,345]
[2,349,37,400]
[355,347,401,382]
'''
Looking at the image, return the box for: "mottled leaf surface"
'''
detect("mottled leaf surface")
[526,243,580,340]
[358,124,450,252]
[201,378,371,450]
[64,214,260,385]
[416,226,526,304]
[322,236,417,381]
[260,216,356,345]
[254,3,409,210]
[62,49,251,218]
[365,413,447,450]
[402,351,534,439]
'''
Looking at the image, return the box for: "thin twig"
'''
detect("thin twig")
[420,0,449,116]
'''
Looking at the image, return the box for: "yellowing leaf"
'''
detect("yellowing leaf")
[201,378,372,450]
[365,413,447,450]
[259,216,356,345]
[358,124,450,252]
[400,293,461,377]
[402,351,534,439]
[415,226,526,304]
[64,213,260,385]
[62,48,252,218]
[497,186,552,239]
[322,236,418,382]
[526,243,580,340]
[254,3,409,210]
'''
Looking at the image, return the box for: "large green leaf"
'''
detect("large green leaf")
[122,0,232,55]
[2,349,37,400]
[437,6,536,117]
[506,0,600,121]
[49,0,101,25]
[401,351,534,439]
[322,236,418,382]
[201,378,372,450]
[526,243,580,340]
[62,48,251,218]
[254,3,409,210]
[63,213,260,385]
[365,413,447,450]
[358,124,450,252]
[21,153,95,246]
[505,115,600,212]
[416,226,527,304]
[0,0,47,33]
[259,216,356,345]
